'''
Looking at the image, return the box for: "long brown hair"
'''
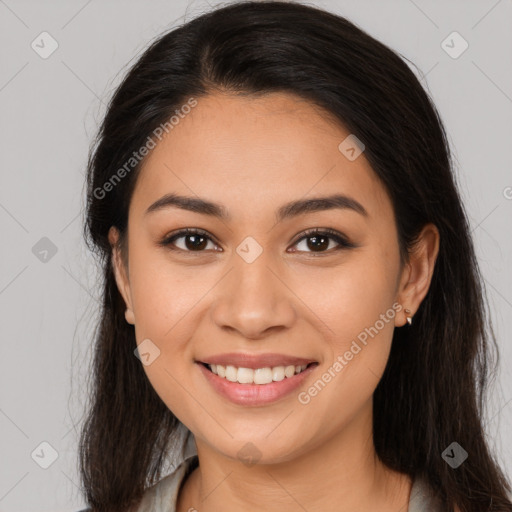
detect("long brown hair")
[79,2,512,510]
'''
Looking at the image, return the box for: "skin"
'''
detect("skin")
[109,91,440,512]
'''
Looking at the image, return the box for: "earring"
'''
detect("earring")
[404,308,413,326]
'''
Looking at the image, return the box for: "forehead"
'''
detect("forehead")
[130,92,392,223]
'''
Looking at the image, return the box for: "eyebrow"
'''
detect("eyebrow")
[144,192,368,221]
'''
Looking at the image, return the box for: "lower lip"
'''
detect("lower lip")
[196,362,318,406]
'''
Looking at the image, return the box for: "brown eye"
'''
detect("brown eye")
[290,228,355,254]
[300,234,331,252]
[160,228,219,252]
[160,227,355,254]
[179,233,209,251]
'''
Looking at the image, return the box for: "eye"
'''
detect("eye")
[159,228,220,252]
[289,228,356,254]
[159,227,355,254]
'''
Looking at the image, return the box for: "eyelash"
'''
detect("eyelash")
[159,227,356,255]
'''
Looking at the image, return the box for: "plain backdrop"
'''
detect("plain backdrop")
[0,0,511,510]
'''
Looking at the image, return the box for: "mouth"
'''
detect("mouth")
[196,359,319,406]
[198,361,319,385]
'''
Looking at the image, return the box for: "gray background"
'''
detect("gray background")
[0,0,511,510]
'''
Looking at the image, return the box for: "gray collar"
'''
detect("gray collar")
[408,475,443,511]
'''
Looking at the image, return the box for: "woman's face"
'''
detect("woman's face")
[110,91,437,464]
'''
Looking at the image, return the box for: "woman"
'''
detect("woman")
[78,1,512,511]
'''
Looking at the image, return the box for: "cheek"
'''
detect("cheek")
[298,278,396,429]
[295,249,398,391]
[126,250,207,421]
[128,246,208,340]
[296,250,397,339]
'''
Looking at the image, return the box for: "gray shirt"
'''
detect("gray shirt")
[133,454,443,512]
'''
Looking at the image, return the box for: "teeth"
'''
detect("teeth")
[207,363,309,384]
[272,366,285,381]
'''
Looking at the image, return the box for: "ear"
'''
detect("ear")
[395,223,440,327]
[108,226,135,325]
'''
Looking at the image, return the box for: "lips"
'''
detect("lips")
[196,352,317,370]
[196,358,319,406]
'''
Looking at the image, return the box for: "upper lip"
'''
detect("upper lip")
[197,352,317,369]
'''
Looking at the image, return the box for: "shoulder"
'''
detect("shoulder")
[76,455,199,512]
[408,474,444,512]
[133,455,199,512]
[409,477,510,512]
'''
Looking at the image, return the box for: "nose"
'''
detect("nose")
[210,253,296,340]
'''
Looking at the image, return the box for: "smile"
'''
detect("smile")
[196,361,319,406]
[204,362,311,385]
